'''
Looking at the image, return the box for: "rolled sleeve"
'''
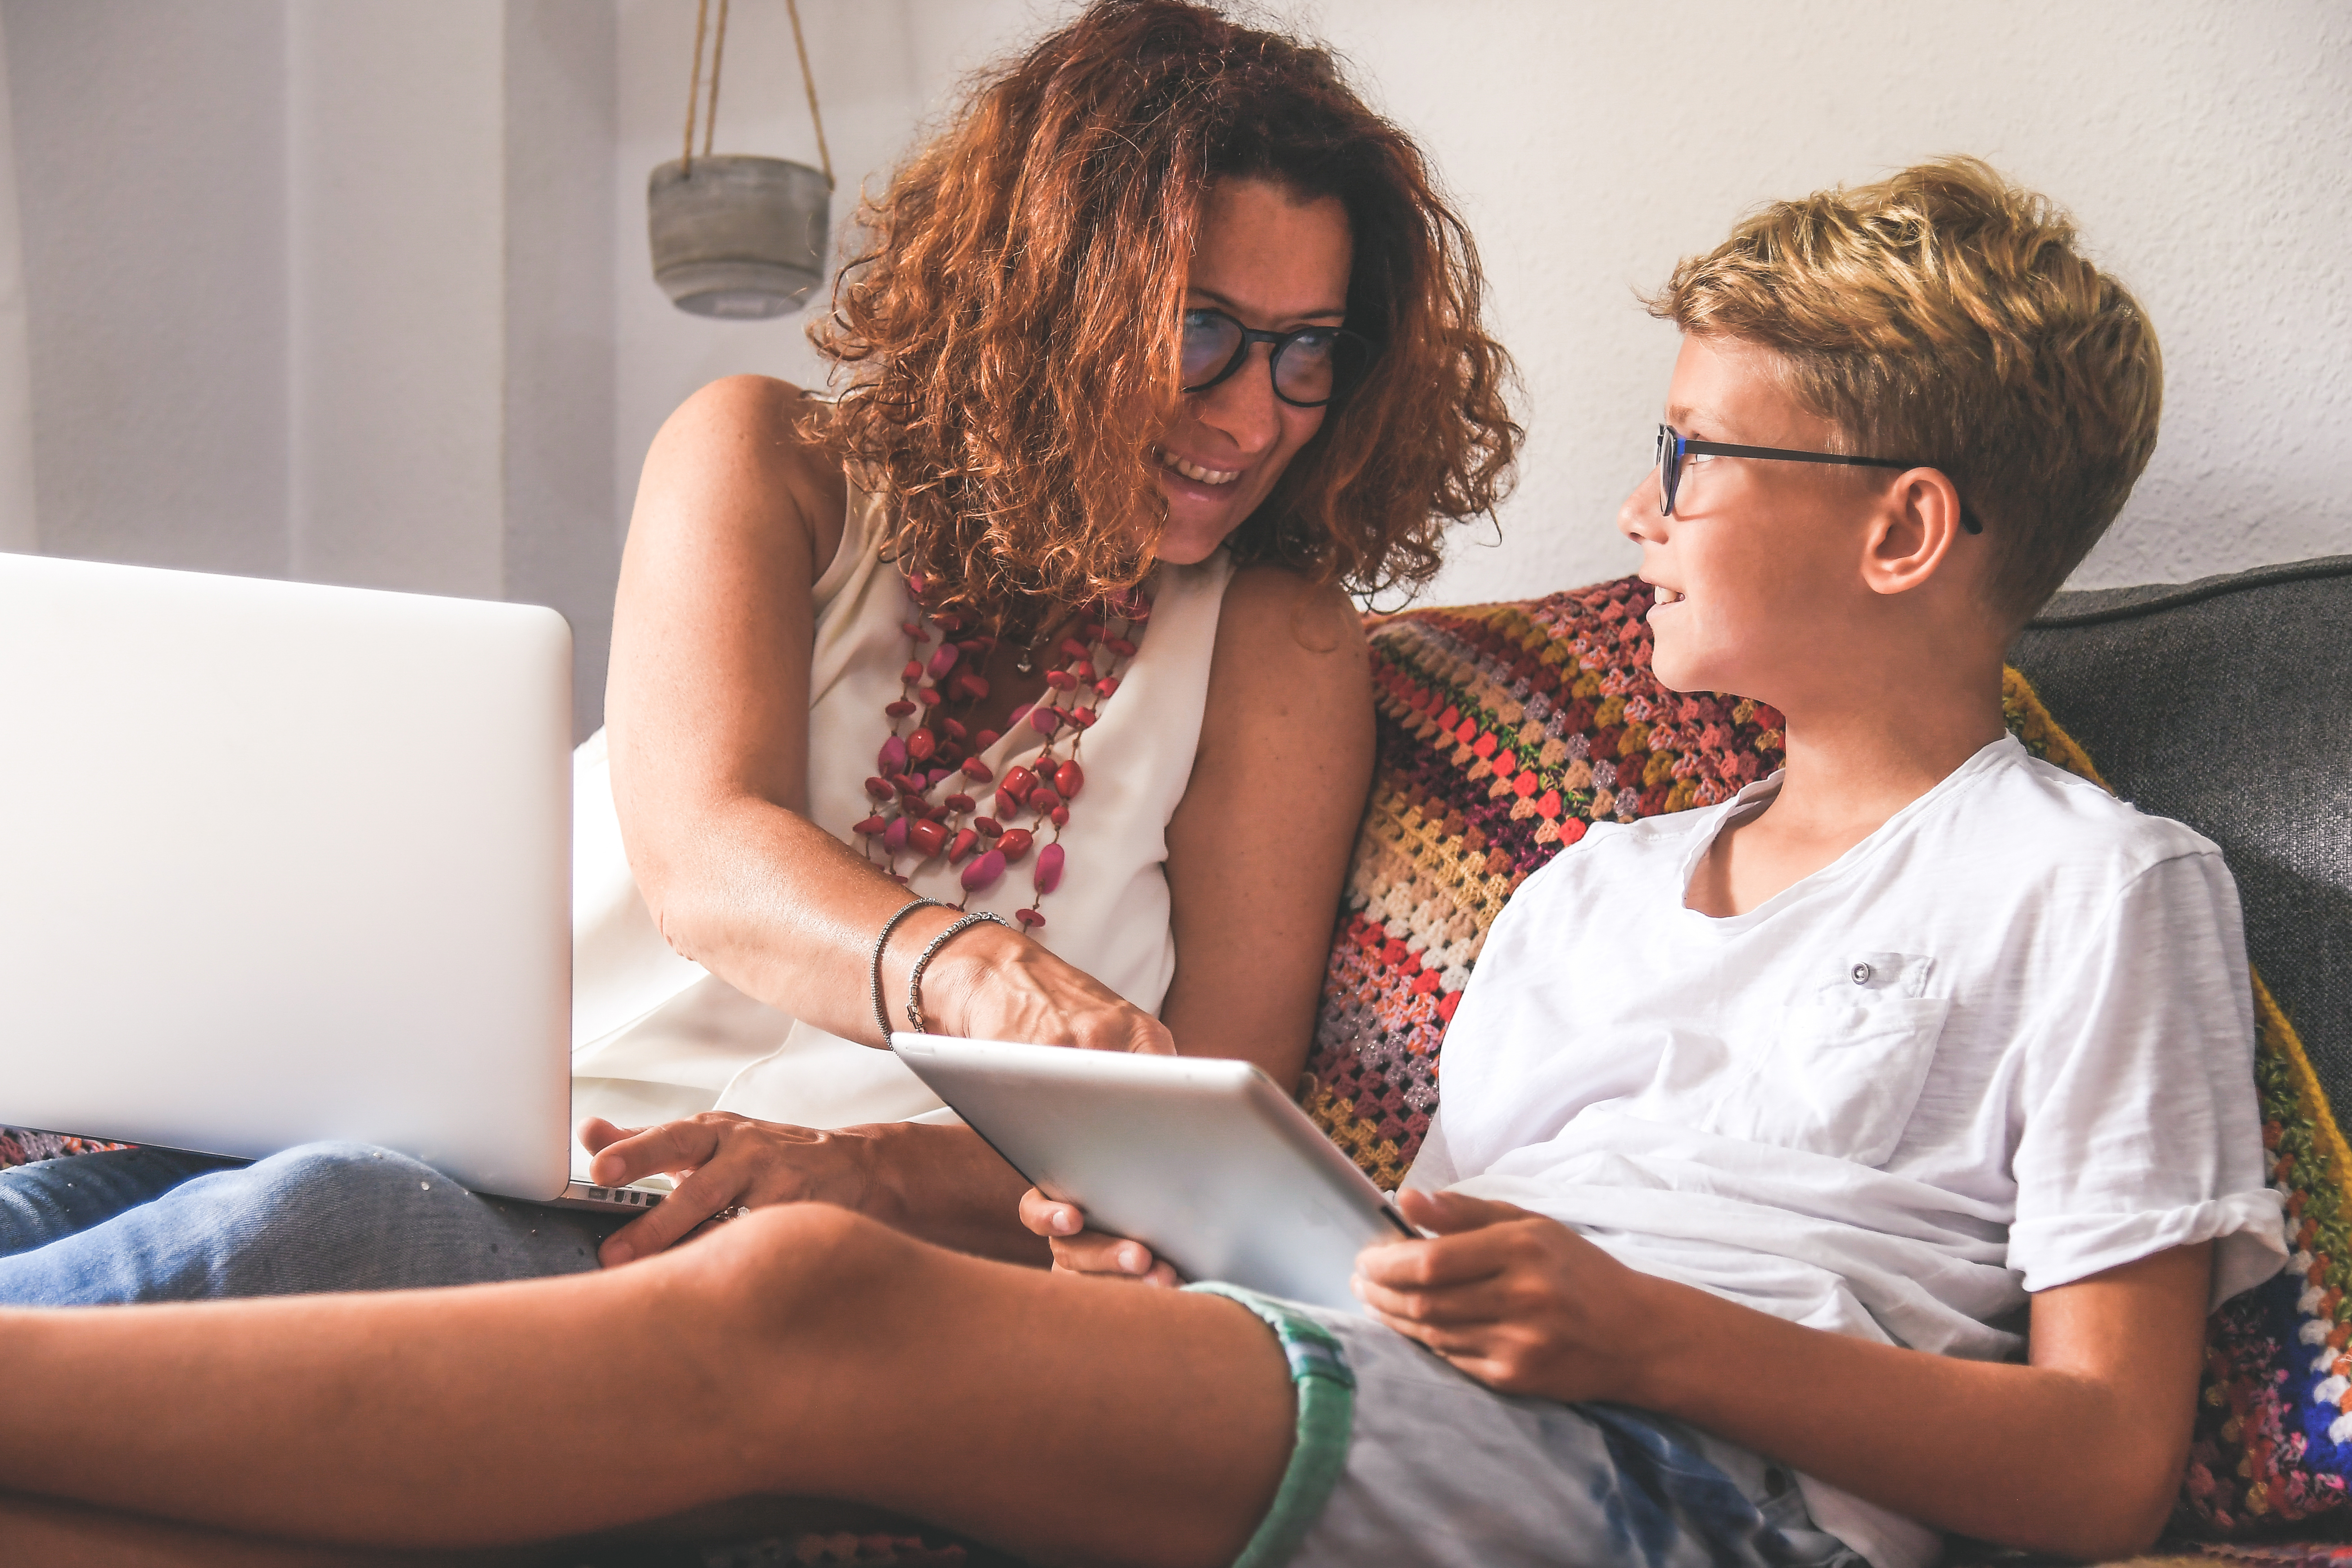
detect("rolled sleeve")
[2008,851,2286,1303]
[2009,1192,2286,1305]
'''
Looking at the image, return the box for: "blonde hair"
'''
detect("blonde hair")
[1649,156,2162,622]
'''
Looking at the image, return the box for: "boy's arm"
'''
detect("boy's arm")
[1356,1189,2210,1561]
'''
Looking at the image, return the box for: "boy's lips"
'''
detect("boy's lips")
[1646,585,1686,619]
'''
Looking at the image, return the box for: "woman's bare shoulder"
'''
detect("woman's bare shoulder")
[1199,562,1372,756]
[639,375,849,574]
[1215,562,1370,676]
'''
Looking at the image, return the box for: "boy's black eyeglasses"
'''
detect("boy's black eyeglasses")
[1182,308,1375,408]
[1656,424,1983,533]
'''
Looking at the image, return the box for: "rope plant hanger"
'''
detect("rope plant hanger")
[647,0,835,319]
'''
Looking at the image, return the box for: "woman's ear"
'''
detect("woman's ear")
[1861,467,1969,597]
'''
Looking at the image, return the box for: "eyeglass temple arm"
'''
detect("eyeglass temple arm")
[1676,439,1983,533]
[1679,438,1905,469]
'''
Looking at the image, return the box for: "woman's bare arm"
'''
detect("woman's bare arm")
[610,375,1167,1055]
[1160,567,1372,1083]
[588,376,1178,1253]
[609,377,940,1044]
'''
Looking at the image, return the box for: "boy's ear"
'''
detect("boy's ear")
[1861,467,1970,598]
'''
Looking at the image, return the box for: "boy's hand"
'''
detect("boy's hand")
[1353,1188,1668,1403]
[1018,1188,1183,1287]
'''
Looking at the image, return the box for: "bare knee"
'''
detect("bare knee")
[686,1202,914,1339]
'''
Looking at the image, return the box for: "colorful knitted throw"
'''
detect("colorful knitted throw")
[0,1128,125,1167]
[1298,575,2343,1543]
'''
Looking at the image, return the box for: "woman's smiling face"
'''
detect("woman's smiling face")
[1149,178,1354,566]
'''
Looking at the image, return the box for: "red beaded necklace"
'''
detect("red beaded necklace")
[853,572,1151,931]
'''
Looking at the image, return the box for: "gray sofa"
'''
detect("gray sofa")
[2011,555,2351,1109]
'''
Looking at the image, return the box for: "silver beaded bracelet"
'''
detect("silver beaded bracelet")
[870,896,949,1043]
[905,911,1019,1034]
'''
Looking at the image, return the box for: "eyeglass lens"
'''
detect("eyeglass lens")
[1180,310,1363,407]
[1656,425,1681,516]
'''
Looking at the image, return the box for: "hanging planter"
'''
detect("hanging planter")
[647,0,834,320]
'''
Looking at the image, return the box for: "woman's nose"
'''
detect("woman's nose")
[1189,346,1282,455]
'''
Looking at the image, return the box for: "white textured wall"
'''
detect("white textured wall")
[6,0,618,736]
[5,0,289,578]
[0,3,33,553]
[1301,0,2352,602]
[507,0,620,741]
[614,0,2352,605]
[286,3,505,600]
[611,0,1038,521]
[7,0,2345,726]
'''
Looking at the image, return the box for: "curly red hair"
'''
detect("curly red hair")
[809,0,1519,634]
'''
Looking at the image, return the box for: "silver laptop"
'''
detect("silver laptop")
[0,551,659,1212]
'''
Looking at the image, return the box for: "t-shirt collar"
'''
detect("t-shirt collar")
[1669,732,2027,935]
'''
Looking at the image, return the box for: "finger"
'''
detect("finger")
[574,1117,642,1157]
[1129,1018,1177,1056]
[586,1118,724,1188]
[1355,1230,1514,1292]
[1350,1270,1511,1328]
[1018,1187,1086,1239]
[598,1159,746,1266]
[1396,1187,1535,1235]
[1049,1230,1160,1279]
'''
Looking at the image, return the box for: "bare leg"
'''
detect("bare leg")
[0,1206,1294,1568]
[0,1490,544,1567]
[0,1490,981,1568]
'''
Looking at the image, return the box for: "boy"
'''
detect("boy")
[0,158,2284,1568]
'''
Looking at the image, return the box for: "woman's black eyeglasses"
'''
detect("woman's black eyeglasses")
[1181,308,1375,408]
[1656,424,1982,533]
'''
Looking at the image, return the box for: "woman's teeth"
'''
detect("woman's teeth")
[1154,447,1241,486]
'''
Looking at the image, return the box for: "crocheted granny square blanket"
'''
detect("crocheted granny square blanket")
[1298,576,2346,1542]
[0,1127,126,1167]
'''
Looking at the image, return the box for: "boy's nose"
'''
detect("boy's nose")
[1618,470,1668,547]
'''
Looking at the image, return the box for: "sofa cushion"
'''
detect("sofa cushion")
[2010,557,2352,1109]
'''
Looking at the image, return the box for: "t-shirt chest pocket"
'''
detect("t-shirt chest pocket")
[1703,953,1951,1166]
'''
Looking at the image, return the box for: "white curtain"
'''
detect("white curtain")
[0,3,35,553]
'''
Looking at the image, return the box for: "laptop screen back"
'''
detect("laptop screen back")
[0,552,573,1199]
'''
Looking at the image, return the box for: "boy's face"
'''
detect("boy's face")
[1617,334,1893,700]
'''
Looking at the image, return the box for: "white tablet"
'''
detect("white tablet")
[891,1034,1414,1313]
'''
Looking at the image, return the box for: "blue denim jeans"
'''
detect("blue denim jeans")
[0,1142,625,1303]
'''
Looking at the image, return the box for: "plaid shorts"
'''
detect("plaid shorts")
[1192,1283,1870,1568]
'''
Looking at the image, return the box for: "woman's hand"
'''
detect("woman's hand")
[1017,1188,1183,1287]
[581,1113,1049,1268]
[581,1113,886,1266]
[1350,1188,1673,1404]
[913,916,1175,1056]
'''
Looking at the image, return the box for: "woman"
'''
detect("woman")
[0,0,1514,1294]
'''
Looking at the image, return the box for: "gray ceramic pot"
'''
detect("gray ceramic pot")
[647,154,831,319]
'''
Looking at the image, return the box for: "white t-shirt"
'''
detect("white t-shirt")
[1407,734,2287,1568]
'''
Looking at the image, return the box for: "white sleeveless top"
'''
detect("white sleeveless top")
[569,480,1235,1131]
